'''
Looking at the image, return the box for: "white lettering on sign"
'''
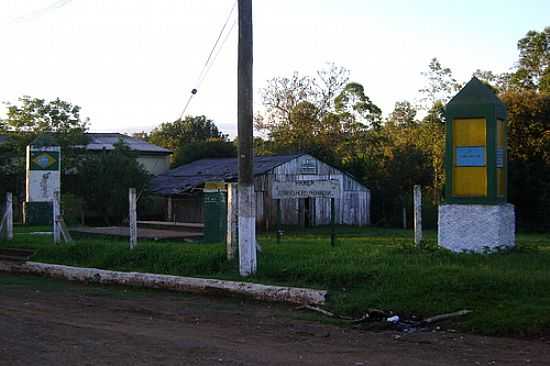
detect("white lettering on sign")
[272,180,340,199]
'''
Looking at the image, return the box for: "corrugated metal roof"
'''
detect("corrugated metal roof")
[151,154,304,196]
[86,133,172,155]
[0,133,171,155]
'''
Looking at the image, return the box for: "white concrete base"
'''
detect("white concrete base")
[238,184,257,276]
[438,204,515,253]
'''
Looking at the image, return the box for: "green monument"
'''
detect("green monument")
[439,77,515,252]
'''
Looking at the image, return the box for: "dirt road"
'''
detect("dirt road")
[0,274,548,365]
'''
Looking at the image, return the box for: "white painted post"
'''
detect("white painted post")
[6,192,13,241]
[53,191,61,244]
[238,185,256,276]
[414,185,423,247]
[226,183,238,261]
[1,193,14,241]
[129,188,137,249]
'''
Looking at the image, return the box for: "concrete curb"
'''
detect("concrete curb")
[0,261,327,305]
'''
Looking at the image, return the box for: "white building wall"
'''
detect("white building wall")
[137,155,171,176]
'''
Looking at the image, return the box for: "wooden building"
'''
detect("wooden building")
[150,154,371,229]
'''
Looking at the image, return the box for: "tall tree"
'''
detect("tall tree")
[510,27,550,93]
[418,58,461,109]
[256,64,381,164]
[386,101,417,127]
[334,82,382,128]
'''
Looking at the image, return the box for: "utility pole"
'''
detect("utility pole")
[237,0,257,276]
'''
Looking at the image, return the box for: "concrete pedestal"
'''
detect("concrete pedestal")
[438,204,515,253]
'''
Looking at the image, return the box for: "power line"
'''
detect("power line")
[11,0,72,23]
[178,0,237,120]
[199,19,237,87]
[195,0,237,87]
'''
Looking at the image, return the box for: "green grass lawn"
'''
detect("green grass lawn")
[1,225,550,336]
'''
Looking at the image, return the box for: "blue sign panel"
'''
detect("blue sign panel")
[496,148,505,168]
[455,146,486,167]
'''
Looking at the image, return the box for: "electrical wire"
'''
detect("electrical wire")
[178,0,237,120]
[199,18,237,87]
[11,0,72,22]
[195,0,237,87]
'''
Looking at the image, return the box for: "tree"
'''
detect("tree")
[148,115,231,166]
[0,96,89,171]
[472,69,508,93]
[256,63,352,133]
[76,141,151,225]
[510,27,550,93]
[149,115,227,151]
[173,140,237,166]
[501,90,550,229]
[334,82,382,128]
[1,96,89,145]
[256,64,381,165]
[418,58,461,109]
[386,101,417,127]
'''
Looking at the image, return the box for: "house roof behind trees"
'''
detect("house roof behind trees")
[151,154,304,196]
[0,132,171,155]
[86,133,172,155]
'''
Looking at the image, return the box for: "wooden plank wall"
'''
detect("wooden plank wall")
[254,154,370,229]
[163,155,371,229]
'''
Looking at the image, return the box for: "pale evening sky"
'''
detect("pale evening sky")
[0,0,548,137]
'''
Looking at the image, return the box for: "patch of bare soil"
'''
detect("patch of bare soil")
[0,274,549,365]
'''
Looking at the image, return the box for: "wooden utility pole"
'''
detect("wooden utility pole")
[237,0,257,276]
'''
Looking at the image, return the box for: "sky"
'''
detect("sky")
[0,0,548,137]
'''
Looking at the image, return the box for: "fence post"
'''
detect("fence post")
[226,183,238,260]
[167,196,173,222]
[53,191,61,244]
[414,185,422,247]
[129,188,137,249]
[6,192,13,241]
[330,197,336,247]
[1,192,14,241]
[276,199,282,244]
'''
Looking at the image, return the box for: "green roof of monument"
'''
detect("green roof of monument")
[446,77,507,119]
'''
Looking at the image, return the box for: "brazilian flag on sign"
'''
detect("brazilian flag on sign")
[31,151,60,171]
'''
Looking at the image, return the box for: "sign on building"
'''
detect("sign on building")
[272,179,340,199]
